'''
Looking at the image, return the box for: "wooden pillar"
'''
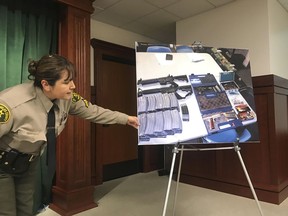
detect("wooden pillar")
[49,1,96,215]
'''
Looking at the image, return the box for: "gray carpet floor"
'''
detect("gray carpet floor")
[39,171,288,216]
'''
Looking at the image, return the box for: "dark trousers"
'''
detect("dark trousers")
[0,158,39,216]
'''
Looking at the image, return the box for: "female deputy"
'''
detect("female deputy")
[0,54,139,215]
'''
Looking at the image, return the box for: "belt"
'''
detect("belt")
[0,149,38,162]
[0,149,38,175]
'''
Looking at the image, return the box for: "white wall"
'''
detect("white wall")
[177,0,272,78]
[90,19,159,48]
[90,19,159,85]
[90,0,288,81]
[268,0,288,79]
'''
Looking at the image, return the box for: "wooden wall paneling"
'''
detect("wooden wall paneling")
[50,1,96,215]
[215,93,271,185]
[179,75,288,204]
[139,145,164,173]
[181,150,217,178]
[274,92,288,185]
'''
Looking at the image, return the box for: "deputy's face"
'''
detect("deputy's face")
[43,69,76,100]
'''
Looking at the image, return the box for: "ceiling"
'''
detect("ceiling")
[91,0,237,43]
[91,0,288,44]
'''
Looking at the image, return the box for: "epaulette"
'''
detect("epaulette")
[0,82,36,109]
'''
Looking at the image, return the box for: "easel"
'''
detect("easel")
[162,139,264,216]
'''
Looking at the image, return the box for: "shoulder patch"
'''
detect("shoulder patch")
[72,92,82,103]
[0,104,10,123]
[71,92,90,108]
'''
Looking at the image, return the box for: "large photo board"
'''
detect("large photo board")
[135,42,259,145]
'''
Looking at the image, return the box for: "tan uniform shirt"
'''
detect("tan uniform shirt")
[0,82,129,155]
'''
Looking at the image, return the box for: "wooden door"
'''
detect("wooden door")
[90,39,164,185]
[90,39,139,184]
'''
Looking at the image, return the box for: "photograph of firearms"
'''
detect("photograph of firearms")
[138,82,193,100]
[137,74,189,85]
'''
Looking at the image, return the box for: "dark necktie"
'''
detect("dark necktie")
[46,105,56,179]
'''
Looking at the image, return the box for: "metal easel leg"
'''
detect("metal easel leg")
[234,141,264,216]
[162,145,179,216]
[172,145,184,216]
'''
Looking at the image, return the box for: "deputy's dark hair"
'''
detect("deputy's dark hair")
[28,54,75,89]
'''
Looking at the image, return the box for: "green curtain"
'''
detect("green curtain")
[0,1,58,213]
[0,5,25,89]
[0,1,57,90]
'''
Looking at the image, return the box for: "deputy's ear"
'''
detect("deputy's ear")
[41,80,51,91]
